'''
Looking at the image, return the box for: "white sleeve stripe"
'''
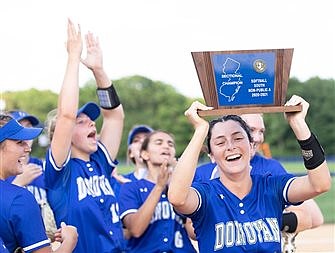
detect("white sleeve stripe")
[22,239,50,251]
[191,186,202,212]
[120,209,138,219]
[210,165,219,180]
[48,149,71,171]
[283,177,297,202]
[98,142,117,167]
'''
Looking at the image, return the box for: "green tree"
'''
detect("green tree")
[3,89,58,158]
[3,76,333,160]
[264,77,335,157]
[112,75,195,159]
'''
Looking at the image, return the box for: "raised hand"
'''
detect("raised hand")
[157,160,171,189]
[184,101,212,129]
[66,19,83,60]
[284,95,311,141]
[12,163,42,186]
[81,32,103,71]
[284,95,309,123]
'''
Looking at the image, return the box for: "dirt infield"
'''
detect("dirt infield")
[295,224,335,252]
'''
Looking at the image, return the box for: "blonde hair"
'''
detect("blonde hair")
[44,109,58,142]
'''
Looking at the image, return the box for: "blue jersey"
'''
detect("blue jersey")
[194,153,288,182]
[188,174,297,252]
[0,237,9,253]
[123,168,147,182]
[119,179,197,253]
[44,142,125,253]
[0,180,49,253]
[122,172,138,182]
[6,157,47,205]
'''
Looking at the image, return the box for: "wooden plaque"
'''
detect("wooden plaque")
[192,48,302,116]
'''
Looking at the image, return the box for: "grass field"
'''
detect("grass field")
[117,161,335,223]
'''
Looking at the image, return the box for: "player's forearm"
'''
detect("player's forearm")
[169,125,208,206]
[51,58,80,166]
[58,58,80,118]
[127,185,165,237]
[92,68,110,89]
[288,117,311,141]
[99,105,124,160]
[294,129,331,194]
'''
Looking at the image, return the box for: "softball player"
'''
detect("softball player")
[0,115,78,253]
[194,113,324,252]
[5,111,47,205]
[119,131,197,253]
[5,111,57,240]
[168,97,331,252]
[123,125,153,181]
[44,20,125,252]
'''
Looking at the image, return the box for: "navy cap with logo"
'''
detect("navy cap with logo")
[9,110,40,127]
[77,102,101,121]
[127,125,153,146]
[0,119,43,143]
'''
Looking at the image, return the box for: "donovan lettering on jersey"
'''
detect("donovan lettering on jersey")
[150,201,183,224]
[214,218,280,250]
[77,175,115,201]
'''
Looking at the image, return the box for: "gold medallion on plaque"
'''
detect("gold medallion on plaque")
[253,59,266,73]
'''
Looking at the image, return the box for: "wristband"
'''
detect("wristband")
[96,84,121,109]
[281,212,298,233]
[298,132,325,170]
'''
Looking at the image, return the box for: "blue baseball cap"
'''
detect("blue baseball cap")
[77,102,100,121]
[9,110,40,127]
[0,119,43,143]
[127,125,153,146]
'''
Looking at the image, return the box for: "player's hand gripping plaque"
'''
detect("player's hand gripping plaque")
[192,48,302,116]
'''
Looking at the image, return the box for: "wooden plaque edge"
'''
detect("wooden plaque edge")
[198,105,302,117]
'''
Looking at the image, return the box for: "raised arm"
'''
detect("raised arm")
[168,101,212,214]
[284,95,331,203]
[81,32,124,160]
[51,19,82,167]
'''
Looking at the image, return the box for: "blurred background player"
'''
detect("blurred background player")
[118,130,197,252]
[123,125,153,181]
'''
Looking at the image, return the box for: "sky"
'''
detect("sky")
[1,0,334,102]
